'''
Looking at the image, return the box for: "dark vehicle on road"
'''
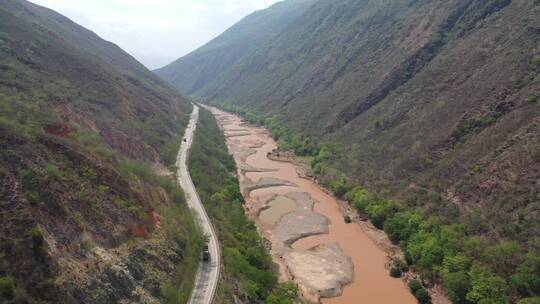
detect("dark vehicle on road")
[202,244,210,262]
[183,138,187,142]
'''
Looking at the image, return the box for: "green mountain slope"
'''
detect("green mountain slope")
[158,0,539,242]
[0,1,202,303]
[154,0,316,95]
[158,1,540,302]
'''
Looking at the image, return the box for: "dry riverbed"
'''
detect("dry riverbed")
[209,107,417,304]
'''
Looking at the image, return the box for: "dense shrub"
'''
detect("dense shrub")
[170,187,186,205]
[44,163,64,182]
[27,192,41,206]
[393,258,409,273]
[0,276,15,299]
[265,283,299,304]
[390,267,402,278]
[408,279,423,293]
[414,288,431,304]
[466,264,509,304]
[512,254,540,297]
[328,178,353,197]
[365,200,401,229]
[340,165,538,303]
[345,187,373,211]
[384,212,422,244]
[482,241,523,278]
[442,270,471,304]
[29,227,44,248]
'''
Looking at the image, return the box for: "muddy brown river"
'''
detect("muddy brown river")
[209,107,416,304]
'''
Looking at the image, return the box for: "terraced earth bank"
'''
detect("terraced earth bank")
[209,107,417,303]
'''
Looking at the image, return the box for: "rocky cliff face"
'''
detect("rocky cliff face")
[158,0,540,243]
[0,1,200,303]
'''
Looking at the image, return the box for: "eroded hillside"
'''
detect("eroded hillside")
[0,0,202,302]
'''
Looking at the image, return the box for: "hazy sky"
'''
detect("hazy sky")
[31,0,280,69]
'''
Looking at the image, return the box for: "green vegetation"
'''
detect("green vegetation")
[265,283,300,304]
[221,103,321,158]
[96,146,202,303]
[449,102,513,145]
[119,158,186,205]
[0,276,15,300]
[44,163,64,182]
[415,287,431,304]
[80,240,94,252]
[161,129,186,169]
[409,280,423,293]
[409,275,431,303]
[160,204,205,304]
[28,227,44,249]
[28,226,47,262]
[188,108,301,303]
[466,264,509,304]
[26,192,41,206]
[512,254,540,297]
[345,184,539,303]
[122,113,191,169]
[389,267,402,278]
[390,258,408,278]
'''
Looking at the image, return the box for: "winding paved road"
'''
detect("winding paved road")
[176,105,220,304]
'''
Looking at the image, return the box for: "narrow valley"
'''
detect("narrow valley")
[1,0,538,303]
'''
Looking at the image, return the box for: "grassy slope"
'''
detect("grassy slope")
[0,0,201,302]
[188,108,300,304]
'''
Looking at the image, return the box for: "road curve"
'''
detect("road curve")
[176,105,220,304]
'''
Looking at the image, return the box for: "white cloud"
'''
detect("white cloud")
[30,0,281,69]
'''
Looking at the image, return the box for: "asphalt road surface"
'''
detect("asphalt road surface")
[176,105,220,304]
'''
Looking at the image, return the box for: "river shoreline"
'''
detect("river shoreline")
[267,150,452,304]
[208,107,419,304]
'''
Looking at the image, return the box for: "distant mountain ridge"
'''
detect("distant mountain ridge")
[154,0,317,95]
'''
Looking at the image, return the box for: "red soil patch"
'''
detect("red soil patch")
[127,210,162,238]
[150,210,161,230]
[44,124,73,138]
